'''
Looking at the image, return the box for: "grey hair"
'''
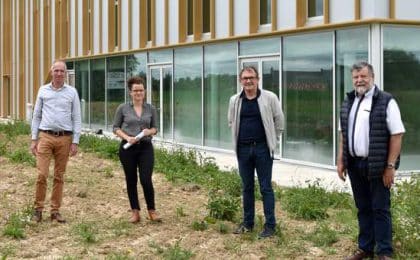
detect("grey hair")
[351,61,374,77]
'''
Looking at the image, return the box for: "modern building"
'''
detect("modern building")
[1,0,419,172]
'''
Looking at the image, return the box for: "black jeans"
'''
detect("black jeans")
[347,158,392,256]
[119,140,155,211]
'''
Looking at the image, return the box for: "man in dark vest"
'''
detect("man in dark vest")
[337,61,405,260]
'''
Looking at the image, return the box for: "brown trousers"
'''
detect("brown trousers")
[34,132,72,213]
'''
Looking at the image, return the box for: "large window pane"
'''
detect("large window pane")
[75,60,89,127]
[126,53,147,78]
[240,37,279,56]
[107,56,125,130]
[335,27,369,164]
[383,26,420,171]
[174,46,202,145]
[90,59,106,130]
[204,43,237,149]
[283,32,333,164]
[148,49,172,63]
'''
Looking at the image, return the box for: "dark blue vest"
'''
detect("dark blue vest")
[340,87,399,178]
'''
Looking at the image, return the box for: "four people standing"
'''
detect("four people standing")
[112,76,161,223]
[337,62,405,260]
[228,66,285,238]
[27,61,405,257]
[30,60,82,223]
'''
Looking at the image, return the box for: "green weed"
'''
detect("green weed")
[217,222,229,234]
[391,175,420,257]
[0,244,16,259]
[7,148,36,166]
[2,209,31,239]
[111,219,132,237]
[79,134,120,160]
[105,252,134,260]
[150,240,194,260]
[207,192,240,221]
[306,222,338,247]
[176,206,187,218]
[0,120,30,137]
[71,221,98,244]
[191,220,208,231]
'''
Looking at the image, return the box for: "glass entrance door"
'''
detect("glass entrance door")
[149,65,172,139]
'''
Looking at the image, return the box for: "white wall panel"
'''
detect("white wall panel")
[395,0,420,20]
[131,0,140,49]
[77,0,83,55]
[329,0,354,23]
[278,0,296,29]
[169,0,178,44]
[234,0,248,35]
[102,0,108,52]
[361,0,388,19]
[155,0,165,46]
[70,0,75,56]
[121,0,129,50]
[215,0,229,38]
[93,0,100,54]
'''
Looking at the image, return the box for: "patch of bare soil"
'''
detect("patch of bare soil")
[0,138,355,259]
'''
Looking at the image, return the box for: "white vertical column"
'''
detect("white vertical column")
[370,23,382,89]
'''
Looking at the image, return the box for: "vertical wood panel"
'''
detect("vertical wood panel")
[19,0,26,118]
[355,0,360,20]
[389,0,395,19]
[117,0,121,50]
[229,0,233,36]
[108,0,115,52]
[33,0,40,95]
[43,0,51,83]
[249,0,258,33]
[324,0,329,24]
[99,0,102,52]
[139,0,147,47]
[178,0,186,43]
[164,0,169,44]
[296,0,306,27]
[194,0,202,40]
[82,0,89,54]
[128,0,132,49]
[210,0,215,38]
[271,0,277,31]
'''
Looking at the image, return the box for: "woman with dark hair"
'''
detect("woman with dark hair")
[113,76,161,223]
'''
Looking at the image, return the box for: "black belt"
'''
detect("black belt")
[40,129,73,137]
[351,156,367,161]
[238,140,266,145]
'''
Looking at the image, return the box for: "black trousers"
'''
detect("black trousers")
[119,140,155,210]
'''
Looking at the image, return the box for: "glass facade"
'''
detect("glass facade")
[75,61,89,127]
[204,43,237,149]
[90,59,106,130]
[174,46,202,145]
[308,0,323,17]
[260,0,271,25]
[106,56,125,130]
[72,25,420,171]
[383,26,420,170]
[283,32,333,164]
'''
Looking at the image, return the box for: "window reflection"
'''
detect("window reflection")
[383,26,420,170]
[75,61,89,127]
[107,56,125,131]
[90,59,106,130]
[308,0,323,17]
[260,0,271,25]
[283,32,333,164]
[174,46,202,144]
[204,43,237,148]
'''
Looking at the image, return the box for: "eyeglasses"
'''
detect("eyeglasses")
[131,90,144,93]
[241,76,258,81]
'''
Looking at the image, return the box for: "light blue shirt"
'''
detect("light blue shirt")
[31,83,82,143]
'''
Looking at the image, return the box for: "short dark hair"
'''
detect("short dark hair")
[127,76,146,91]
[239,66,259,79]
[351,61,374,77]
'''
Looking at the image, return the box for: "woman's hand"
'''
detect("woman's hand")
[143,128,156,136]
[126,136,138,144]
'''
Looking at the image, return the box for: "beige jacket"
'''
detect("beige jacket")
[228,89,284,155]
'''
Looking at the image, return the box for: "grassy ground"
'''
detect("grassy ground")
[0,121,418,259]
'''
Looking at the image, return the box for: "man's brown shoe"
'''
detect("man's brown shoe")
[345,249,374,260]
[148,210,162,222]
[32,210,42,223]
[51,212,66,223]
